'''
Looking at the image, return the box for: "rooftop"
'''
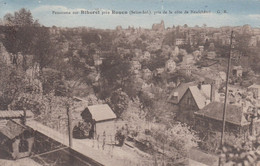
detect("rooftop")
[168,82,196,104]
[0,120,26,140]
[0,110,34,119]
[195,102,249,126]
[87,104,117,122]
[248,83,260,89]
[189,86,208,109]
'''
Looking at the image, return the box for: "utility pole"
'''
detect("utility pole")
[218,30,235,166]
[67,103,73,148]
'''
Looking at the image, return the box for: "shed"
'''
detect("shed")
[0,120,34,159]
[81,104,117,138]
[232,66,243,77]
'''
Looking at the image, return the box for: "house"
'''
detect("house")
[168,82,197,105]
[220,35,231,45]
[0,114,34,159]
[131,60,142,71]
[208,43,215,50]
[142,68,152,80]
[207,51,216,59]
[0,121,34,159]
[213,32,222,40]
[81,104,117,137]
[182,54,195,65]
[193,50,202,60]
[140,51,151,61]
[165,59,176,73]
[117,47,131,55]
[198,46,204,52]
[93,54,103,66]
[176,84,214,125]
[232,66,243,77]
[171,46,179,57]
[248,84,260,99]
[134,49,142,57]
[153,68,165,77]
[175,38,186,46]
[178,65,192,76]
[200,32,207,39]
[194,102,260,136]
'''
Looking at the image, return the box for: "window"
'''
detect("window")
[19,139,29,152]
[172,95,178,101]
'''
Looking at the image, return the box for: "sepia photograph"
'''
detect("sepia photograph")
[0,0,260,165]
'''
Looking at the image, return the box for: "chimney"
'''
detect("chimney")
[210,83,215,102]
[198,82,202,90]
[173,92,179,102]
[250,108,257,136]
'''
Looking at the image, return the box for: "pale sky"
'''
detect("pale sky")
[0,0,260,29]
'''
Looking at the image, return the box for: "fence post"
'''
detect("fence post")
[102,131,106,150]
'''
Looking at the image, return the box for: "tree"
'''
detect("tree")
[3,26,35,56]
[121,97,146,129]
[0,61,27,109]
[222,135,260,166]
[2,9,53,71]
[32,27,56,70]
[3,8,39,26]
[146,55,167,71]
[0,18,3,25]
[234,33,251,56]
[107,88,130,117]
[162,123,198,157]
[3,13,14,26]
[204,39,210,50]
[3,26,55,71]
[41,68,65,95]
[82,32,101,45]
[163,31,176,46]
[100,52,131,90]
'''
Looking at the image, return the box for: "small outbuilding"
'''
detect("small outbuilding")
[232,66,243,77]
[0,120,34,159]
[81,104,117,138]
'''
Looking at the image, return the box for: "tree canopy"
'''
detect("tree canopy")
[3,8,40,26]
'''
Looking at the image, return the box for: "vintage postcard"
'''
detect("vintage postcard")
[0,0,260,165]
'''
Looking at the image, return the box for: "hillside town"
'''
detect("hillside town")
[1,8,260,166]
